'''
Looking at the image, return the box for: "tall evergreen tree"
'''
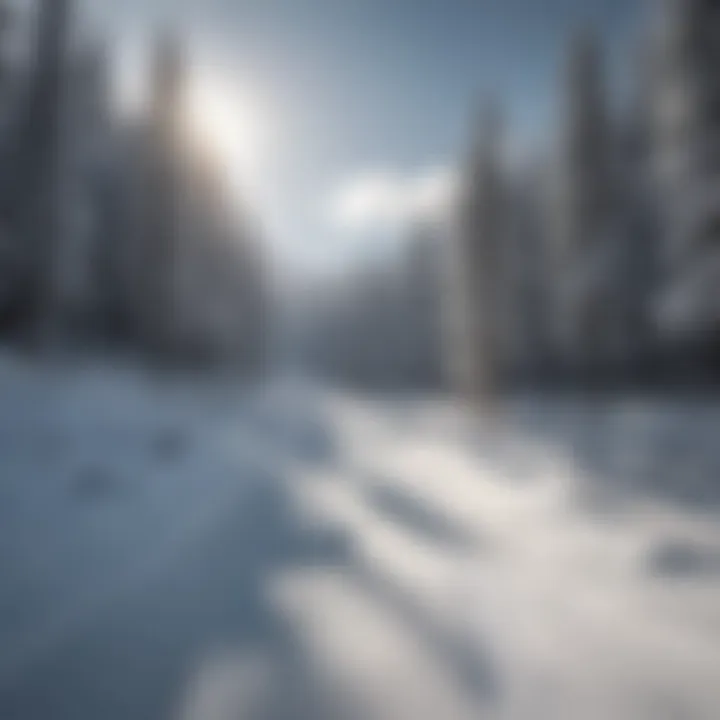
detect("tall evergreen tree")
[505,162,552,385]
[652,0,720,371]
[140,30,184,357]
[554,27,614,380]
[450,103,505,403]
[8,0,72,341]
[614,39,660,380]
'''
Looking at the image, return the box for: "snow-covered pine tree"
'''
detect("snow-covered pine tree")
[450,102,506,403]
[651,0,720,374]
[8,0,72,343]
[139,30,185,357]
[554,27,616,382]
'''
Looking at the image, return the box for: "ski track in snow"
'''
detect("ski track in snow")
[1,353,720,720]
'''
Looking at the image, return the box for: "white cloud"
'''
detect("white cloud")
[326,166,458,235]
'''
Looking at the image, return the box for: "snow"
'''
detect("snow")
[1,353,720,720]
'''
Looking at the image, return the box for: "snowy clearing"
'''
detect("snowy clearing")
[1,354,720,720]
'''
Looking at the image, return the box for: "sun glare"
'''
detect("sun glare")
[184,66,265,197]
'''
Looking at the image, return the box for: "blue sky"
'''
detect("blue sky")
[88,0,644,277]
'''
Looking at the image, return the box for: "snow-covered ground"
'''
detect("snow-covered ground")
[1,353,720,720]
